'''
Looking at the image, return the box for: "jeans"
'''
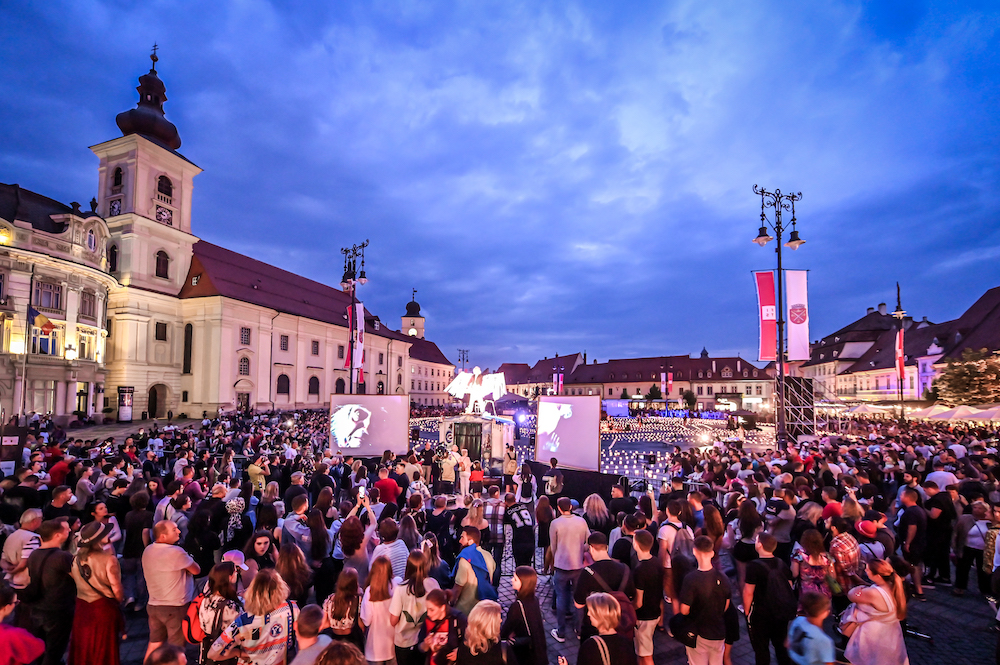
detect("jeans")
[955,546,988,593]
[121,556,147,605]
[553,567,581,637]
[30,610,74,665]
[748,619,792,665]
[489,540,505,586]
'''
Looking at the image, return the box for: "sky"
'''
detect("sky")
[1,0,999,371]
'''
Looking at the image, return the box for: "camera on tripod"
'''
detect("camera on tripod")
[636,453,657,465]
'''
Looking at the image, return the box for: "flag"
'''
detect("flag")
[552,372,558,395]
[558,372,564,394]
[895,328,905,381]
[754,271,777,362]
[667,371,673,395]
[785,270,810,361]
[660,372,667,397]
[28,307,54,334]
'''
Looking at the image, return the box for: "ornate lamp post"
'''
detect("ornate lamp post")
[340,240,369,395]
[752,185,804,448]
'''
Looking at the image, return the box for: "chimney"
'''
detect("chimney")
[583,352,587,364]
[867,307,875,315]
[737,360,741,371]
[878,303,887,315]
[594,358,598,364]
[712,360,717,372]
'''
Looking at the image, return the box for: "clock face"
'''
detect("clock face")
[109,199,121,216]
[408,328,418,336]
[156,205,173,225]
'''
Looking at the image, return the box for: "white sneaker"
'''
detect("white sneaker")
[550,628,566,643]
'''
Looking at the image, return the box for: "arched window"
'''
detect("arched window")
[238,356,250,376]
[397,374,402,385]
[157,176,173,198]
[86,229,97,252]
[308,376,320,395]
[277,374,290,395]
[155,251,169,278]
[335,378,345,394]
[182,323,193,374]
[113,167,123,187]
[108,244,118,272]
[377,381,385,395]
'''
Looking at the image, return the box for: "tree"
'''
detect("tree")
[620,388,630,399]
[935,348,1000,406]
[682,389,697,411]
[646,384,663,400]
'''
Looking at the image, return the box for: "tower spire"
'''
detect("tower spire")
[115,48,181,150]
[150,43,159,72]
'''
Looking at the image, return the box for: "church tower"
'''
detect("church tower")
[93,49,199,420]
[90,48,200,294]
[403,290,425,339]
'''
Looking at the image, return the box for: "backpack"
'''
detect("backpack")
[755,558,797,622]
[584,565,637,638]
[182,591,209,644]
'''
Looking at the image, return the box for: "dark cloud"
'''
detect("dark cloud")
[1,0,999,370]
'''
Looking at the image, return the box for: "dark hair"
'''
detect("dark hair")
[296,604,324,639]
[757,533,777,553]
[633,529,654,551]
[557,497,572,513]
[460,525,481,545]
[403,549,429,597]
[207,562,241,604]
[514,565,537,599]
[379,519,399,543]
[145,644,187,665]
[587,531,608,549]
[275,543,311,602]
[38,518,67,542]
[329,567,359,620]
[800,590,831,618]
[693,535,714,554]
[338,516,365,556]
[314,641,366,665]
[0,582,16,607]
[307,509,331,561]
[243,529,276,562]
[426,587,448,607]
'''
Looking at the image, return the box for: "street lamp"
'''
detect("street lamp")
[341,239,370,395]
[457,349,469,372]
[892,283,906,421]
[752,185,804,448]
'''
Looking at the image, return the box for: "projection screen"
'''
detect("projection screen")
[535,395,601,472]
[329,394,410,455]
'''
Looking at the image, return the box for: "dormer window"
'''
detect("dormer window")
[86,229,97,252]
[157,176,173,203]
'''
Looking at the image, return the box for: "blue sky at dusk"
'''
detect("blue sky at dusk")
[1,1,999,370]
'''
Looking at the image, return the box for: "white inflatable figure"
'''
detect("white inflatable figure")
[538,402,573,452]
[330,404,372,448]
[446,367,507,415]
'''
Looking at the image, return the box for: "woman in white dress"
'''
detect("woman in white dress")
[458,449,473,497]
[843,559,909,665]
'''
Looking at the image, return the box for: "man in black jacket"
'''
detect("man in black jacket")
[24,518,75,665]
[742,533,795,665]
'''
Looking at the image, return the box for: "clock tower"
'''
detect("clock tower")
[403,291,425,339]
[90,49,200,294]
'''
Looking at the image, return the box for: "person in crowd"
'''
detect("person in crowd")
[451,526,496,617]
[535,496,555,574]
[790,529,834,602]
[68,520,125,665]
[542,458,564,502]
[726,499,763,594]
[631,530,663,665]
[609,484,636,518]
[0,508,42,623]
[146,644,189,665]
[897,487,928,600]
[923,480,957,586]
[398,514,421,552]
[21,518,74,665]
[360,556,397,665]
[417,588,467,665]
[457,448,473,498]
[573,531,635,642]
[678,536,731,665]
[209,568,300,665]
[198,562,244,665]
[453,600,507,665]
[827,516,859,612]
[842,559,909,665]
[421,534,451,589]
[505,492,536,568]
[953,501,992,596]
[276,542,313,608]
[143,520,201,659]
[391,550,440,665]
[500,566,547,665]
[323,566,364,650]
[514,464,537,505]
[558,593,638,665]
[483,487,507,583]
[549,496,590,643]
[786,591,835,665]
[290,604,332,665]
[742,533,795,665]
[372,519,410,580]
[0,581,45,665]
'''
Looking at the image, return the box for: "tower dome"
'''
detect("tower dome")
[405,299,421,316]
[115,47,182,150]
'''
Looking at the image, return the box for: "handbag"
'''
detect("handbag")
[837,602,870,638]
[668,612,697,648]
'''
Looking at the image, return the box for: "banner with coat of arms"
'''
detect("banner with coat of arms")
[785,270,810,361]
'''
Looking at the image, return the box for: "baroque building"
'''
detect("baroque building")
[0,54,454,423]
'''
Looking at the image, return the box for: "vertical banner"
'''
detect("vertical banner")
[353,303,365,368]
[552,373,558,395]
[754,271,777,362]
[785,270,810,361]
[667,371,673,395]
[895,328,905,381]
[558,373,564,395]
[660,372,667,397]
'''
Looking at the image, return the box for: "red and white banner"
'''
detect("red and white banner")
[785,270,810,361]
[660,372,667,397]
[754,271,777,362]
[552,373,559,395]
[558,373,564,394]
[895,328,905,381]
[667,371,673,395]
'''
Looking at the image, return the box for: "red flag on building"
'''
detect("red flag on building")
[754,271,777,362]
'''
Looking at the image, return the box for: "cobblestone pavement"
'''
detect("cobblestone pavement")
[120,548,998,665]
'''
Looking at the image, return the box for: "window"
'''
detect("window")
[706,386,713,395]
[743,370,748,377]
[397,374,402,385]
[745,385,752,394]
[157,175,173,198]
[377,381,385,395]
[182,390,188,402]
[411,380,415,390]
[280,335,289,351]
[707,371,712,378]
[337,345,345,359]
[113,167,123,188]
[80,292,96,319]
[335,378,345,394]
[183,324,193,374]
[756,385,762,395]
[155,251,169,279]
[78,330,96,360]
[379,352,384,365]
[34,282,62,310]
[155,322,167,341]
[697,386,703,395]
[411,366,415,374]
[238,356,250,376]
[108,244,118,272]
[308,376,320,395]
[276,374,290,395]
[31,327,60,356]
[698,371,703,378]
[311,340,319,356]
[86,229,97,252]
[722,368,732,378]
[240,327,251,346]
[397,356,402,368]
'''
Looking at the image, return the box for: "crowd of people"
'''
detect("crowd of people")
[0,409,998,665]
